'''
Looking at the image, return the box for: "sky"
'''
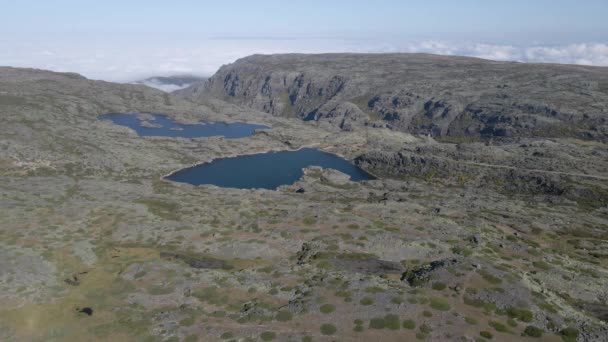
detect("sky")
[1,0,607,81]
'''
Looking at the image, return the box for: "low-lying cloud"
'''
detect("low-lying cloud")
[1,35,606,82]
[398,41,608,66]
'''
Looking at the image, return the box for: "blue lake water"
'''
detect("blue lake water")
[99,113,268,138]
[166,148,375,189]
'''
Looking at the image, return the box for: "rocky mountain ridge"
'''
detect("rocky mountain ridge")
[177,53,608,141]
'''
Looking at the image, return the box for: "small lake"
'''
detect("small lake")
[166,148,374,189]
[99,113,268,139]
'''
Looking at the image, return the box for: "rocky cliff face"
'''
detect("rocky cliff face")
[177,53,608,140]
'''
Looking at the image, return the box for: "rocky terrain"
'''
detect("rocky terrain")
[178,53,608,141]
[1,54,607,342]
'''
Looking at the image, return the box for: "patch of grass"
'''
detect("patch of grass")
[369,317,386,329]
[532,261,551,270]
[184,334,198,342]
[489,320,508,333]
[478,270,502,284]
[465,316,478,325]
[320,324,337,336]
[385,314,401,330]
[429,297,451,311]
[463,295,497,312]
[179,317,195,326]
[423,310,433,317]
[364,286,385,293]
[403,319,416,329]
[419,324,433,334]
[147,285,174,295]
[303,217,317,225]
[431,282,446,291]
[360,297,375,305]
[136,197,180,220]
[220,332,234,339]
[523,326,543,338]
[391,297,404,304]
[320,304,335,314]
[275,310,293,322]
[480,331,493,339]
[506,307,533,322]
[560,327,579,342]
[260,331,276,341]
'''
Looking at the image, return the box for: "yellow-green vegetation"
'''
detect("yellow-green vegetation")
[523,325,543,338]
[319,303,336,314]
[403,319,416,329]
[320,324,337,335]
[260,331,276,341]
[275,310,293,322]
[506,306,533,322]
[136,197,180,220]
[560,327,579,342]
[489,320,509,333]
[429,297,451,311]
[480,331,493,339]
[360,297,375,305]
[431,281,446,290]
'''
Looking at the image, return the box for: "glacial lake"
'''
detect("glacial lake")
[166,148,375,189]
[99,113,268,138]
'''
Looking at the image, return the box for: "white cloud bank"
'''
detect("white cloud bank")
[0,36,606,82]
[399,41,608,66]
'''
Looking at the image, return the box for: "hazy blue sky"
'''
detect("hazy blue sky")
[1,0,607,80]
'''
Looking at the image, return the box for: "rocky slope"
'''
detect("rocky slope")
[177,53,608,140]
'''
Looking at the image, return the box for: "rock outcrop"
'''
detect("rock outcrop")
[177,53,608,141]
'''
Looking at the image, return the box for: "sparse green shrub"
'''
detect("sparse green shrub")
[465,316,478,325]
[478,270,502,284]
[430,297,451,311]
[423,310,433,317]
[147,285,174,295]
[523,326,543,338]
[303,217,317,225]
[432,282,446,291]
[275,310,293,322]
[403,319,416,329]
[360,297,375,305]
[385,314,400,330]
[489,320,508,332]
[365,286,385,293]
[532,261,550,270]
[560,327,579,342]
[480,331,493,339]
[220,332,234,339]
[320,324,337,335]
[506,307,533,322]
[354,325,364,332]
[369,317,386,329]
[320,304,335,314]
[179,317,195,326]
[391,297,404,304]
[416,333,427,340]
[419,324,432,334]
[463,295,497,312]
[260,331,276,341]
